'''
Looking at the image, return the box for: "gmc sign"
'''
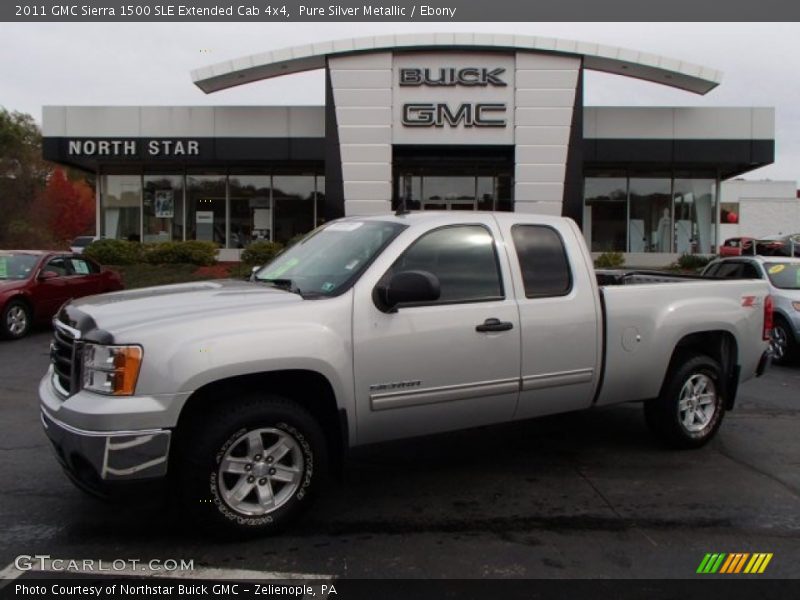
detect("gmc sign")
[402,103,507,128]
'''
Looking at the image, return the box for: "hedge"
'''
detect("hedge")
[85,239,218,266]
[84,239,142,265]
[240,241,284,266]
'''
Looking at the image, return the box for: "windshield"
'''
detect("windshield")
[765,262,800,290]
[0,254,39,280]
[254,220,406,297]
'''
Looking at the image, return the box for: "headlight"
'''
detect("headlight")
[793,302,800,312]
[82,344,143,396]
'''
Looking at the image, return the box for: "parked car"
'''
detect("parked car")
[719,236,755,257]
[754,234,800,257]
[40,212,771,536]
[69,236,99,254]
[703,256,800,364]
[0,251,123,340]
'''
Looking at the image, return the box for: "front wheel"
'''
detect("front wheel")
[644,353,725,449]
[1,300,32,340]
[174,394,328,538]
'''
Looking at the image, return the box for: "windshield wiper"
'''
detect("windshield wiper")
[259,278,303,296]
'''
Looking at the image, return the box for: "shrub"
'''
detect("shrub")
[241,241,283,266]
[594,251,625,269]
[84,239,142,265]
[673,253,714,272]
[144,240,218,266]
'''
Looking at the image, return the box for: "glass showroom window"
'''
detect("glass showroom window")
[673,175,717,254]
[100,174,141,241]
[314,175,326,227]
[584,174,627,252]
[272,175,315,245]
[186,174,226,246]
[629,175,672,253]
[228,174,272,246]
[143,174,183,242]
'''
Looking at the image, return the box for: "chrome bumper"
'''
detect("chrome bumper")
[41,408,171,485]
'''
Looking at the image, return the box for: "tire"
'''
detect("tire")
[644,353,725,449]
[771,317,797,366]
[173,394,328,538]
[1,299,32,340]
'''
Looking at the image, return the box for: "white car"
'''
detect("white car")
[69,236,99,254]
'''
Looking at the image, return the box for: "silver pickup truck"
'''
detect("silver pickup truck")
[40,212,772,536]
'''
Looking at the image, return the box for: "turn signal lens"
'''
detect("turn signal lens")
[792,302,800,312]
[82,344,143,396]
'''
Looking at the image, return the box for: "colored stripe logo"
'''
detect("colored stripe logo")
[697,553,773,574]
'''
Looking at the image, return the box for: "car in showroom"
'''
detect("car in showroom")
[702,256,800,364]
[0,250,123,340]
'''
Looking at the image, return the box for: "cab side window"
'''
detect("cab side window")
[387,225,503,305]
[511,225,572,298]
[43,257,69,277]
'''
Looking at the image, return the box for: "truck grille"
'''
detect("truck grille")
[51,320,80,396]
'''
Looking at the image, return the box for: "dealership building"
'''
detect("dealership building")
[41,33,776,262]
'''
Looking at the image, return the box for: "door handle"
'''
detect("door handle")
[475,318,514,332]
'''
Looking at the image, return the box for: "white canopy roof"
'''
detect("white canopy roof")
[191,33,722,95]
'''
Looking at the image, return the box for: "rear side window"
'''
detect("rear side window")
[511,225,572,298]
[388,225,503,305]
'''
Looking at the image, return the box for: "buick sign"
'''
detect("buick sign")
[399,67,507,87]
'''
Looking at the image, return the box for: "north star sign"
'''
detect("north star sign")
[398,66,508,129]
[67,139,200,157]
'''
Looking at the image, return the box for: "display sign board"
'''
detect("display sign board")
[392,52,515,145]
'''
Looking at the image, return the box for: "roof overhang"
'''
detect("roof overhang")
[191,33,722,96]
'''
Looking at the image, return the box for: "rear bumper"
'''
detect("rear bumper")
[41,407,171,494]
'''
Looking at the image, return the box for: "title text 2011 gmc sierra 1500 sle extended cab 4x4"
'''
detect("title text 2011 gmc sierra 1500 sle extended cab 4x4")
[40,212,772,536]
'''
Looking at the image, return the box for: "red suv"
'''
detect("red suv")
[0,251,123,340]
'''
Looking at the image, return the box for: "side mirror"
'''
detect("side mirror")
[249,265,261,281]
[38,270,60,280]
[374,270,441,313]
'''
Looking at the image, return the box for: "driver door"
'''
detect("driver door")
[352,219,521,445]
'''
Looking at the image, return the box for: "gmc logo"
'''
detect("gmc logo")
[399,67,507,87]
[402,103,507,128]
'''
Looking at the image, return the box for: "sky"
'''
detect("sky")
[2,22,798,181]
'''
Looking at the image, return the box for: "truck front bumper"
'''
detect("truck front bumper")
[41,407,171,496]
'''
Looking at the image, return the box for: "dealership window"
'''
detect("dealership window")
[583,174,627,252]
[272,175,316,245]
[394,173,512,212]
[315,175,326,227]
[143,174,184,242]
[100,174,141,241]
[228,174,272,247]
[186,174,226,246]
[629,175,672,253]
[673,175,717,254]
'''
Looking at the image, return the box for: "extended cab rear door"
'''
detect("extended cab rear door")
[497,217,602,419]
[351,216,521,445]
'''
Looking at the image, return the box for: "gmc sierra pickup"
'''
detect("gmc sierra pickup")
[39,212,772,536]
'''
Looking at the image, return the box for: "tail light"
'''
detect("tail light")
[763,295,774,341]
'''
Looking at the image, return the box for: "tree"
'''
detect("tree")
[0,108,50,241]
[41,168,95,243]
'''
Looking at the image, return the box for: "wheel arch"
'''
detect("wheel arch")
[173,369,348,474]
[665,330,739,409]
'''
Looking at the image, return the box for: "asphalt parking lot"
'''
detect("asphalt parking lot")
[0,329,798,580]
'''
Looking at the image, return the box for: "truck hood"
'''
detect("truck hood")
[65,279,304,337]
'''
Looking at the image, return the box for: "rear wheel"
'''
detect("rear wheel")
[174,394,328,538]
[644,353,725,449]
[1,300,31,340]
[771,317,796,365]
